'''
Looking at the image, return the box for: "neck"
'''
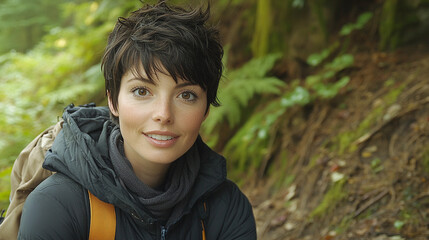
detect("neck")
[131,160,170,189]
[121,142,171,189]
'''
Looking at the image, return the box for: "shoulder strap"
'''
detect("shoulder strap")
[88,190,116,240]
[199,201,208,240]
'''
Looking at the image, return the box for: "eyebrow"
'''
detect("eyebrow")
[127,77,152,84]
[127,77,199,89]
[175,82,198,89]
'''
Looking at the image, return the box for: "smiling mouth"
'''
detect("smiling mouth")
[146,134,175,141]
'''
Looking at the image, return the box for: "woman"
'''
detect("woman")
[18,1,256,239]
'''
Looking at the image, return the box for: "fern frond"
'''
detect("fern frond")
[223,98,285,169]
[202,53,284,143]
[229,53,282,79]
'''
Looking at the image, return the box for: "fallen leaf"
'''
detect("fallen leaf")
[270,215,287,227]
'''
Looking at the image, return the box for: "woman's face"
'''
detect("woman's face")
[108,66,208,167]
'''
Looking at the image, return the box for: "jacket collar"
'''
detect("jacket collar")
[44,104,227,228]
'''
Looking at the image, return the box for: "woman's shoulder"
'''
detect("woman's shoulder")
[33,172,86,195]
[207,179,249,203]
[203,180,257,239]
[18,173,89,240]
[28,173,89,209]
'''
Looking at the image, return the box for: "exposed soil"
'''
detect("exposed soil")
[242,44,429,240]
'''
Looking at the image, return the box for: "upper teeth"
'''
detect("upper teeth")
[147,134,174,141]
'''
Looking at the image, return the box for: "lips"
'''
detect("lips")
[146,134,174,141]
[143,131,179,148]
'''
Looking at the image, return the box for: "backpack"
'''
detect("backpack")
[0,121,115,240]
[0,119,207,240]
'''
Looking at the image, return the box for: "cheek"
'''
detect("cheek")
[117,102,149,129]
[179,110,206,135]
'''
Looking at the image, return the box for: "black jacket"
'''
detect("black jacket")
[18,105,256,240]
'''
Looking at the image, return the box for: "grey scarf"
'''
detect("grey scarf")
[108,126,200,222]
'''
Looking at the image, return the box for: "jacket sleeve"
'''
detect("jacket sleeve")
[207,180,257,240]
[17,174,89,240]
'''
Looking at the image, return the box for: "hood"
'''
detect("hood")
[43,104,226,226]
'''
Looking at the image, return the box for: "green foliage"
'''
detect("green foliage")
[394,220,405,230]
[0,167,12,210]
[370,158,384,173]
[0,0,137,169]
[305,54,353,98]
[310,178,347,218]
[214,10,359,175]
[222,51,353,174]
[340,12,373,36]
[280,86,311,107]
[307,11,371,67]
[307,48,331,67]
[202,53,285,136]
[330,80,407,155]
[223,99,284,174]
[0,0,71,53]
[291,0,305,8]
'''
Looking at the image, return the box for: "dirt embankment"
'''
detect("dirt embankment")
[245,44,429,240]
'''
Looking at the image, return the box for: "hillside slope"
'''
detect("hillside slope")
[246,45,429,240]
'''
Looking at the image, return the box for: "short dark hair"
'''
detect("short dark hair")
[102,1,223,122]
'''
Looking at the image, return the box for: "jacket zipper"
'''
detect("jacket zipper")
[160,226,167,240]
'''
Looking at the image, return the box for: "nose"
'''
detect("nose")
[152,98,173,124]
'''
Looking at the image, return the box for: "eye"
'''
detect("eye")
[179,91,197,101]
[132,87,150,97]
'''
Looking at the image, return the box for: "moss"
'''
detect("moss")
[330,81,407,155]
[333,105,383,155]
[335,214,353,234]
[310,178,347,218]
[306,153,320,170]
[383,81,407,105]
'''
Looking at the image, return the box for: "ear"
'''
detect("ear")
[107,91,119,117]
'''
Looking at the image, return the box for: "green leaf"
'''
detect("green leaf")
[356,12,373,28]
[281,86,311,107]
[203,53,285,136]
[325,54,354,72]
[339,24,354,36]
[339,11,373,36]
[334,76,350,89]
[307,49,330,66]
[394,220,405,230]
[313,76,350,99]
[230,53,282,79]
[305,75,322,86]
[292,0,305,8]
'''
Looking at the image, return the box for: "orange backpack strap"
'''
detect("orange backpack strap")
[200,201,208,240]
[88,190,116,240]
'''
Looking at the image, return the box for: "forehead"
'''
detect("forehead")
[121,59,203,86]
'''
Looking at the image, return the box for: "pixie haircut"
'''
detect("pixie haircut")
[102,1,223,120]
